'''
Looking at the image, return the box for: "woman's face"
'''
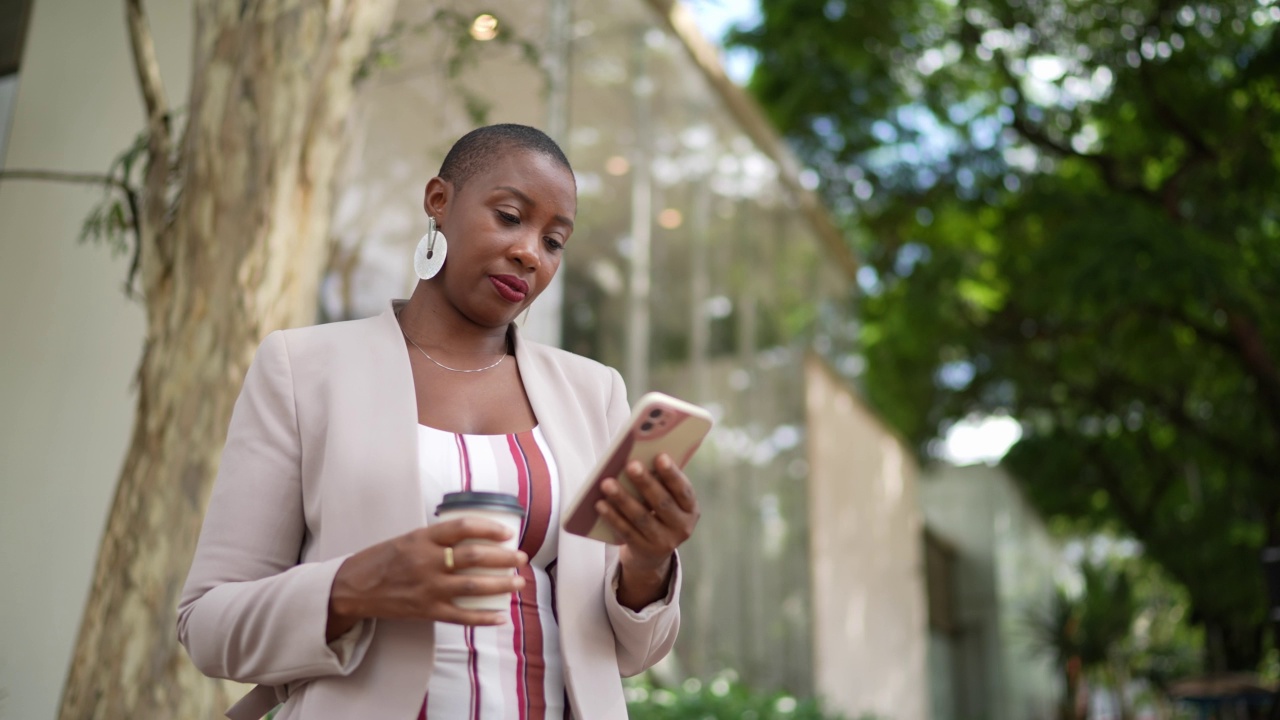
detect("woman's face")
[424,148,577,328]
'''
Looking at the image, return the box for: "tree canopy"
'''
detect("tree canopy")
[732,0,1280,670]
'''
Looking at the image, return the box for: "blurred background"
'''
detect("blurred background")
[1,0,1278,719]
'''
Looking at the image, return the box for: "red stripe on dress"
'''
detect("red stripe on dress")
[507,434,532,720]
[456,434,473,492]
[465,626,480,720]
[514,566,542,719]
[457,434,479,720]
[509,586,528,720]
[511,432,554,718]
[515,431,553,554]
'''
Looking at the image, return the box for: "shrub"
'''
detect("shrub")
[625,672,852,720]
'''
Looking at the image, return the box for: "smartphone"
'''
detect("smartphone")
[561,392,714,544]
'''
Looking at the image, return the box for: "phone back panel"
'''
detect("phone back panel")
[562,393,713,543]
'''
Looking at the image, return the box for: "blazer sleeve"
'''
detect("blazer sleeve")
[598,367,683,677]
[176,331,374,687]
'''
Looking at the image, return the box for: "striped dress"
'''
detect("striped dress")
[415,424,568,720]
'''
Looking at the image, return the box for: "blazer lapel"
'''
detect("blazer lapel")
[345,302,424,542]
[513,324,590,492]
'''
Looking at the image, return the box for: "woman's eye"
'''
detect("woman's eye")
[497,211,520,225]
[545,237,565,252]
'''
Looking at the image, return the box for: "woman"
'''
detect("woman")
[178,124,699,720]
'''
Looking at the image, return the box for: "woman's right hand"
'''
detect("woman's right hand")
[325,518,528,641]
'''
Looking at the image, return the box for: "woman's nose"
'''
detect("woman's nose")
[509,233,540,271]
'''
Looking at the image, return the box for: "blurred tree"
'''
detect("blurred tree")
[1027,549,1200,720]
[54,1,397,718]
[1028,562,1136,720]
[732,0,1280,671]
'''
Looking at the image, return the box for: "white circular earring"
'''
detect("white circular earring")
[414,216,448,280]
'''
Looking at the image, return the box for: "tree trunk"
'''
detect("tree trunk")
[58,1,396,717]
[1203,617,1265,673]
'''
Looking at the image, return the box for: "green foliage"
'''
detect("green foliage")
[1028,547,1200,676]
[1024,540,1202,719]
[1077,562,1138,667]
[1026,560,1136,671]
[1114,563,1204,704]
[625,673,854,720]
[79,129,147,256]
[734,0,1280,670]
[265,674,855,720]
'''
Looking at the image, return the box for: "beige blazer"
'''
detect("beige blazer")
[178,302,681,719]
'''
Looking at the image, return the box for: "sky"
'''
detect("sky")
[685,0,762,84]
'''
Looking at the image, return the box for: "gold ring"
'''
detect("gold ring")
[443,546,454,571]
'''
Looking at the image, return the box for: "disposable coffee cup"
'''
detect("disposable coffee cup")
[435,491,525,611]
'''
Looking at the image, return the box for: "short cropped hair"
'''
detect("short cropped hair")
[438,124,574,190]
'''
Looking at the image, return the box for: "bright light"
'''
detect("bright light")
[940,414,1022,465]
[470,14,499,41]
[1027,55,1067,81]
[604,155,630,176]
[657,208,684,229]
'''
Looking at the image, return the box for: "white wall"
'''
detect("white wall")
[805,357,931,720]
[0,74,18,167]
[0,2,191,718]
[920,464,1062,720]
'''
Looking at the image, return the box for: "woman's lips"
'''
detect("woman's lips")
[490,275,529,303]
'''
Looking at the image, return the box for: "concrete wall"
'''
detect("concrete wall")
[0,2,191,718]
[805,356,931,720]
[0,74,18,166]
[920,464,1062,720]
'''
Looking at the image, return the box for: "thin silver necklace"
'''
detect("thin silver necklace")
[400,326,507,374]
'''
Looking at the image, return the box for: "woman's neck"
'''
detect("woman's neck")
[397,283,510,356]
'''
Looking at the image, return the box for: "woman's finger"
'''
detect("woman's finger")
[432,606,511,627]
[652,454,699,515]
[602,477,662,540]
[595,498,647,548]
[427,517,515,545]
[449,545,528,571]
[626,460,686,526]
[442,572,526,600]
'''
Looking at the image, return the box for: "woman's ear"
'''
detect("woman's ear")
[423,176,452,222]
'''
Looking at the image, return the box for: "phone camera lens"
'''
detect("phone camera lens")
[640,422,654,431]
[648,409,663,419]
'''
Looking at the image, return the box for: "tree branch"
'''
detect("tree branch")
[1077,379,1179,518]
[0,169,130,190]
[1225,311,1280,425]
[1159,303,1280,428]
[125,0,170,155]
[989,304,1279,476]
[1083,430,1157,538]
[1131,68,1215,221]
[124,0,177,293]
[992,50,1160,207]
[1137,7,1215,163]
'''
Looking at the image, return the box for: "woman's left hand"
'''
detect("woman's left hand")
[596,453,700,609]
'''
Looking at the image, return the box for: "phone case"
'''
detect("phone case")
[561,392,714,544]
